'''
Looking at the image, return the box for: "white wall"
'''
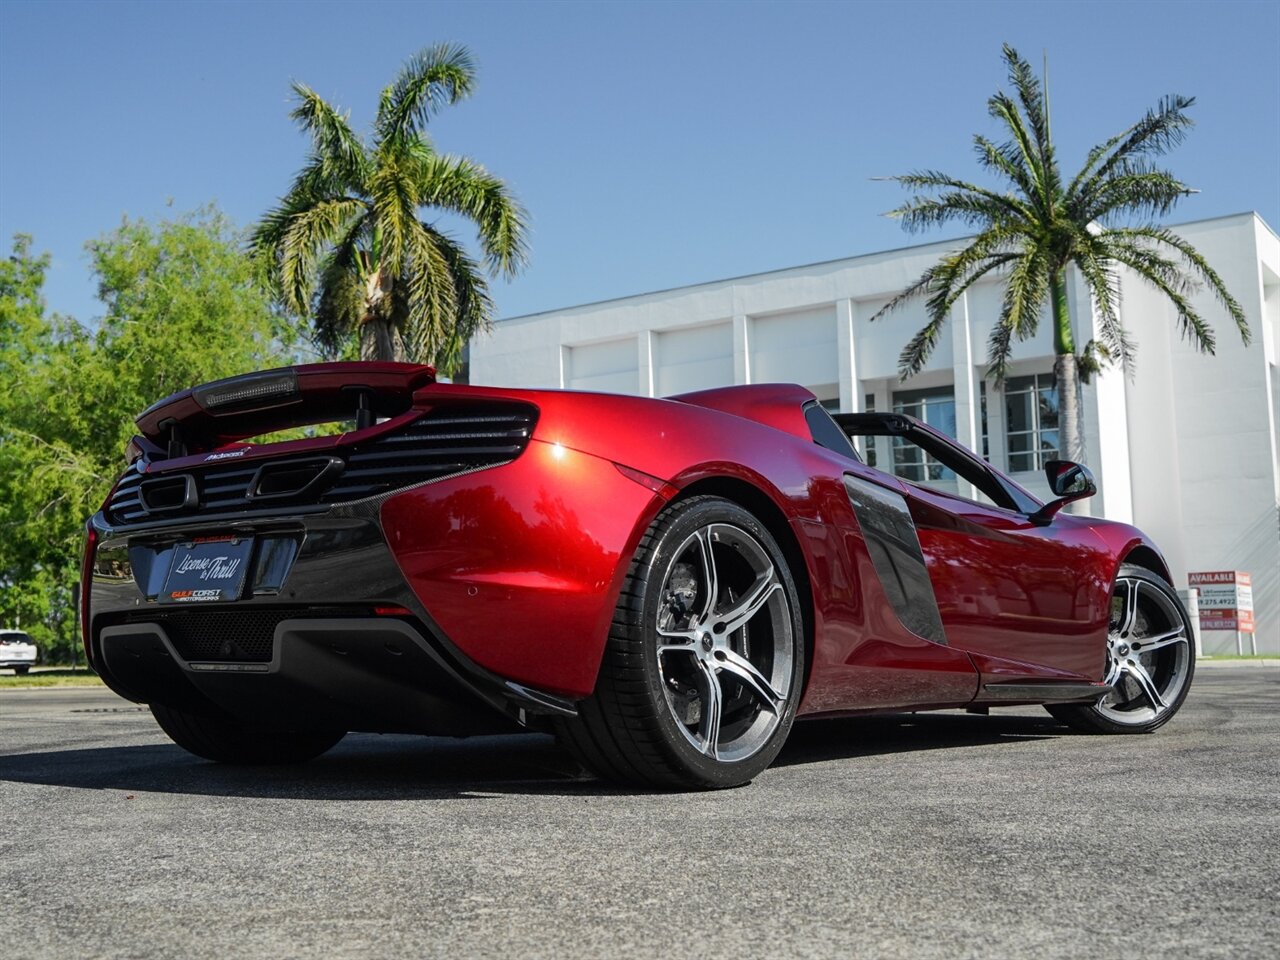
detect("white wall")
[564,337,639,394]
[654,322,733,396]
[1124,215,1280,654]
[749,305,838,386]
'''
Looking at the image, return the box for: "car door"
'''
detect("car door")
[889,431,1113,681]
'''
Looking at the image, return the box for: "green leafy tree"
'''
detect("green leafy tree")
[0,210,302,662]
[873,44,1248,464]
[252,43,528,374]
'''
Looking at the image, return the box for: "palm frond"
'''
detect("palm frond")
[1076,161,1195,224]
[376,43,475,143]
[251,156,361,255]
[1072,96,1196,204]
[922,229,1022,318]
[885,171,1032,233]
[884,239,1021,377]
[407,224,492,372]
[1001,45,1060,203]
[252,196,314,262]
[289,154,355,205]
[1064,128,1131,201]
[988,91,1050,216]
[972,134,1037,201]
[289,83,368,185]
[1117,226,1249,343]
[1107,226,1250,346]
[1003,46,1047,149]
[1101,236,1216,351]
[411,150,529,276]
[871,228,1018,325]
[1071,238,1134,371]
[367,148,419,275]
[896,310,953,381]
[312,218,369,357]
[277,198,366,315]
[396,220,458,363]
[869,265,945,326]
[985,246,1050,382]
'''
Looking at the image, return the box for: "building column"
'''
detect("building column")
[986,378,1007,469]
[733,314,751,384]
[950,292,979,500]
[837,299,861,414]
[638,330,655,397]
[871,380,893,470]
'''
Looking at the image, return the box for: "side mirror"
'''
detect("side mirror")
[1030,459,1097,524]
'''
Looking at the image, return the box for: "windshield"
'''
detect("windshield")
[0,632,33,644]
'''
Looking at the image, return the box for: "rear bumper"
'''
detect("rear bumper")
[85,500,579,734]
[96,616,524,735]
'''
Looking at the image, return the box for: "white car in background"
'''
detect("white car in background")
[0,631,37,675]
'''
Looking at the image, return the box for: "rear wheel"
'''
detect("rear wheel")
[1047,564,1194,734]
[13,666,29,676]
[557,496,804,789]
[150,703,345,765]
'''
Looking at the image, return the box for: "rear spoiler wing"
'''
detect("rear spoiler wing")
[134,362,436,453]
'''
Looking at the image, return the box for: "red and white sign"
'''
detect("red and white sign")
[1189,571,1254,633]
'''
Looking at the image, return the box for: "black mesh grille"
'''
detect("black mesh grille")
[111,606,371,663]
[106,401,536,525]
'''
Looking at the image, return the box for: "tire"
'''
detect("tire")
[13,666,29,676]
[1047,564,1195,734]
[150,702,345,765]
[556,495,805,789]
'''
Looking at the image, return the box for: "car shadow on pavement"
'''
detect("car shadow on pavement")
[776,711,1062,769]
[0,710,1065,800]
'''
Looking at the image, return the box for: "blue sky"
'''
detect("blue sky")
[1,0,1277,326]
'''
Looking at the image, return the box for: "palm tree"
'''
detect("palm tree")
[252,43,527,374]
[873,44,1248,464]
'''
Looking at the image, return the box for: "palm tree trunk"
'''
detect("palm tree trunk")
[358,269,406,362]
[359,314,406,362]
[1050,271,1086,466]
[1053,352,1085,463]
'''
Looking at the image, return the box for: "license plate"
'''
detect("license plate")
[160,537,254,604]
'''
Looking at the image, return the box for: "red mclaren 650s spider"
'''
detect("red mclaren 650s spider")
[83,362,1195,788]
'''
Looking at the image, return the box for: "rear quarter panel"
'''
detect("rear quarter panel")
[396,384,983,710]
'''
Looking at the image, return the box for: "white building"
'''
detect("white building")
[472,212,1280,654]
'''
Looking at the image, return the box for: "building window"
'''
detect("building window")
[1005,373,1059,472]
[892,387,956,482]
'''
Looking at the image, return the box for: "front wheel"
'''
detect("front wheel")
[150,703,346,765]
[1047,564,1195,734]
[557,496,805,789]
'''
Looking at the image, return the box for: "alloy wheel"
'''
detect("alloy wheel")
[653,522,795,763]
[1097,575,1193,726]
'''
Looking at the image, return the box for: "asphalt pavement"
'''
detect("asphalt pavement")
[1,666,1276,959]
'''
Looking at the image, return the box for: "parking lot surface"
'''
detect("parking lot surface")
[1,666,1276,959]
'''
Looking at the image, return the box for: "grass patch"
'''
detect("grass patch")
[0,669,105,688]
